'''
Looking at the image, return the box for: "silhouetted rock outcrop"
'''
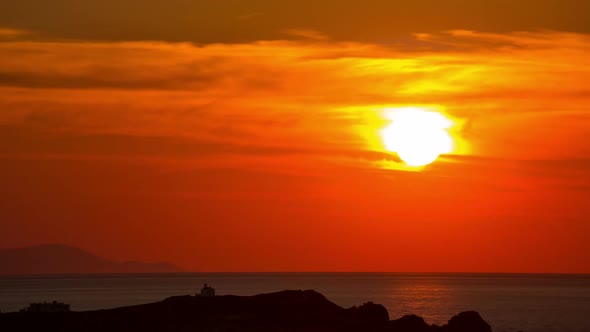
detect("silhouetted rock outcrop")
[0,290,493,332]
[442,311,492,332]
[389,314,432,332]
[350,301,390,323]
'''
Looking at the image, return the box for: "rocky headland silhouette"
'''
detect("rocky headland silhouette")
[0,289,492,332]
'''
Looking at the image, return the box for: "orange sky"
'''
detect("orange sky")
[0,1,589,273]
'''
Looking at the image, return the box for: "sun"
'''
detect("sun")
[380,107,454,167]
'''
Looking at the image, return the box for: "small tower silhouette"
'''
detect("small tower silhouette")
[200,283,216,297]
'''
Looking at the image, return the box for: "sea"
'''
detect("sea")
[1,273,589,332]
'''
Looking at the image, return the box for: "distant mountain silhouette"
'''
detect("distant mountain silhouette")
[0,244,182,275]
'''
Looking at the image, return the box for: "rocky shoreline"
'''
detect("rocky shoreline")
[0,290,492,332]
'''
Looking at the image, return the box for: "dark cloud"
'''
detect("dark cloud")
[437,154,590,192]
[0,125,316,157]
[0,124,405,169]
[0,58,283,91]
[1,0,589,44]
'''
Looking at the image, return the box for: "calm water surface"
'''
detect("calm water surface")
[1,273,589,332]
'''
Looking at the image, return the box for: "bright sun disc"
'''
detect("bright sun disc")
[381,107,454,167]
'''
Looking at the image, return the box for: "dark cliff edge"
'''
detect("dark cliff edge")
[0,290,492,332]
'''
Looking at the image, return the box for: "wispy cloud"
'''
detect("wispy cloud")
[282,29,329,40]
[237,12,264,21]
[0,28,30,38]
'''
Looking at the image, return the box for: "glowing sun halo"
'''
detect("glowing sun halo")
[381,107,454,167]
